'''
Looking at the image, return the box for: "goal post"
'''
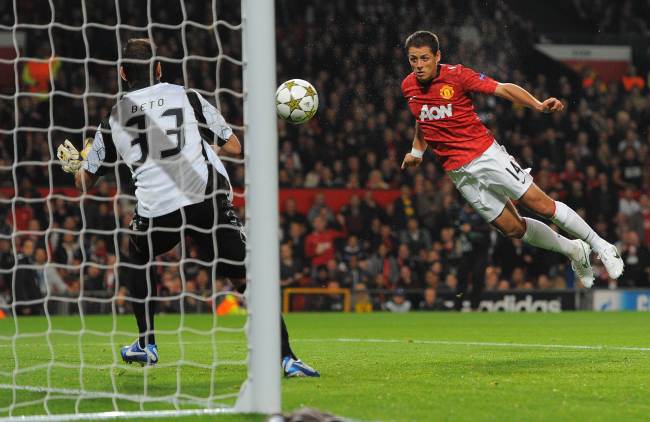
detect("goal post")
[236,0,282,414]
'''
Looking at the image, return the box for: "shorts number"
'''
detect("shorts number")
[127,107,186,166]
[506,161,526,184]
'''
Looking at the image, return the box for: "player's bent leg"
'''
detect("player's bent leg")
[490,200,526,239]
[519,183,623,279]
[491,201,594,287]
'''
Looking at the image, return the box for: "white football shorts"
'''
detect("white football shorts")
[447,141,533,222]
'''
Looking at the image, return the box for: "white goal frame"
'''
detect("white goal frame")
[235,0,282,414]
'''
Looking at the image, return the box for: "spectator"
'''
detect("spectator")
[619,146,644,188]
[322,280,344,312]
[192,269,210,297]
[84,265,105,291]
[280,242,304,288]
[13,239,43,315]
[307,192,332,224]
[455,203,490,310]
[419,287,449,311]
[0,239,13,294]
[384,289,411,313]
[342,235,363,262]
[352,283,373,313]
[393,185,417,229]
[398,218,432,255]
[618,230,650,287]
[619,188,641,217]
[286,221,307,261]
[416,180,440,232]
[54,233,82,266]
[367,243,399,284]
[438,273,458,295]
[341,255,370,290]
[366,169,389,189]
[641,194,650,246]
[339,195,366,236]
[33,248,70,296]
[304,215,346,269]
[282,198,308,231]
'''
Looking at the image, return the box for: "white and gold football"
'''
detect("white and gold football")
[275,79,318,124]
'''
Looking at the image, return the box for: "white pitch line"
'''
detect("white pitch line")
[1,337,650,352]
[0,408,237,422]
[332,338,650,352]
[0,384,232,407]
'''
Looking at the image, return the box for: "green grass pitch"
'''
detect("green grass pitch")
[2,312,650,421]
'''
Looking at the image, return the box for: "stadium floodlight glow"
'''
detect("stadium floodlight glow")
[0,0,280,419]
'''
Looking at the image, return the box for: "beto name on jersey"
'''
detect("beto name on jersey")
[131,98,165,113]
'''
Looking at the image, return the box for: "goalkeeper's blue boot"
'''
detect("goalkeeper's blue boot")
[282,356,320,378]
[121,340,158,366]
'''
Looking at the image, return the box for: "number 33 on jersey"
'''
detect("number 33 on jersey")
[83,83,234,218]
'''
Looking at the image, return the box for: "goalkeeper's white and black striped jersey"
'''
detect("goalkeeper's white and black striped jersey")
[83,83,233,218]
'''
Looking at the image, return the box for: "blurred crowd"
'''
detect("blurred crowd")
[1,0,650,314]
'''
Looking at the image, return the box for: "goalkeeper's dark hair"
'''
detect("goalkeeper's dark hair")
[405,31,440,54]
[121,38,158,87]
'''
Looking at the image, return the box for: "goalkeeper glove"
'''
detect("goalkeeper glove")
[57,139,92,174]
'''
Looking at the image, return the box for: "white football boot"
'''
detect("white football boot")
[598,243,625,280]
[570,239,594,288]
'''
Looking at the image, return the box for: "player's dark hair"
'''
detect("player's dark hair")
[405,31,440,54]
[121,38,158,88]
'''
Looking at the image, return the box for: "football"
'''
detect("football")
[275,79,319,124]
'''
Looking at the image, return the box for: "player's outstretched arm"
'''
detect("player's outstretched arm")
[494,83,564,113]
[401,121,427,170]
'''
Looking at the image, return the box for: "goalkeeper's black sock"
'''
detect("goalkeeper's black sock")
[131,267,157,348]
[134,298,157,348]
[281,316,297,360]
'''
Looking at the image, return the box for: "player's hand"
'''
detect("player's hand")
[57,140,82,174]
[401,153,423,170]
[57,138,92,174]
[538,97,564,113]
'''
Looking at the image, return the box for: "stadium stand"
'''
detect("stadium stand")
[1,0,649,313]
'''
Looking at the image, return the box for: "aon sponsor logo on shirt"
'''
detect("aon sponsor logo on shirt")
[419,104,453,121]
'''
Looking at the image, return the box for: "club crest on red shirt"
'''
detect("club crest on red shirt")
[440,84,454,100]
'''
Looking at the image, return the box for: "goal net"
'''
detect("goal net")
[0,0,280,419]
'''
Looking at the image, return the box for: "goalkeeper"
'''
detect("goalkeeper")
[57,38,319,377]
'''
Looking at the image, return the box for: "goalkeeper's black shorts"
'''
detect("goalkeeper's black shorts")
[127,169,246,279]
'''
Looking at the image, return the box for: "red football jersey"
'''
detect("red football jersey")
[401,63,498,171]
